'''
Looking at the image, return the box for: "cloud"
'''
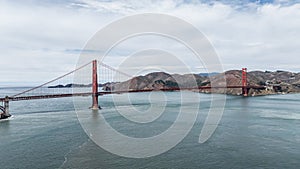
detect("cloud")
[0,0,300,86]
[0,0,113,86]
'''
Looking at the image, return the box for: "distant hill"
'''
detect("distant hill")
[48,83,109,88]
[49,70,300,96]
[106,72,206,91]
[223,70,300,95]
[103,70,300,96]
[48,83,91,88]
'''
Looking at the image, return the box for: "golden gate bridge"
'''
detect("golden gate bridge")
[0,60,264,119]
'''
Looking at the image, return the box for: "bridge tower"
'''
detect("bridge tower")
[242,68,248,96]
[91,60,101,110]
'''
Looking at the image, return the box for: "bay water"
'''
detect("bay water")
[0,88,299,169]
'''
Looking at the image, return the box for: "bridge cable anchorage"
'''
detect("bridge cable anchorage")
[0,96,11,119]
[12,61,93,97]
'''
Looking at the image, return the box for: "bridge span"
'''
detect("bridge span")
[0,60,264,119]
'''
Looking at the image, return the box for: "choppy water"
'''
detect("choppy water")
[0,88,299,169]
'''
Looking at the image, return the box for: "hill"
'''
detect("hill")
[103,70,300,96]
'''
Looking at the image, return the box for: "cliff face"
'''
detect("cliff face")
[103,70,300,96]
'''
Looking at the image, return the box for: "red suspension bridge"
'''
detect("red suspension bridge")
[0,60,264,119]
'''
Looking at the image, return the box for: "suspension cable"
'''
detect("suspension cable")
[98,61,132,78]
[12,61,93,97]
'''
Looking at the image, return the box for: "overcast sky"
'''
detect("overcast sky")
[1,0,300,86]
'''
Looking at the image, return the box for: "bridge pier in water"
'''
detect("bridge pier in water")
[0,96,11,119]
[91,60,101,110]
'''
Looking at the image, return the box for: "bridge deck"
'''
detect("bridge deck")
[0,85,265,102]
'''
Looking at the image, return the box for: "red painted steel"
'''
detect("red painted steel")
[242,68,248,96]
[91,60,100,110]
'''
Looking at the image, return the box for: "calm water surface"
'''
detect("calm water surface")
[0,88,299,169]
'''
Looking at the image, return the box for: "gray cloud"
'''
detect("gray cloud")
[0,0,300,86]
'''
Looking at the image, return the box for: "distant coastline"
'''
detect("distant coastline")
[48,83,92,88]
